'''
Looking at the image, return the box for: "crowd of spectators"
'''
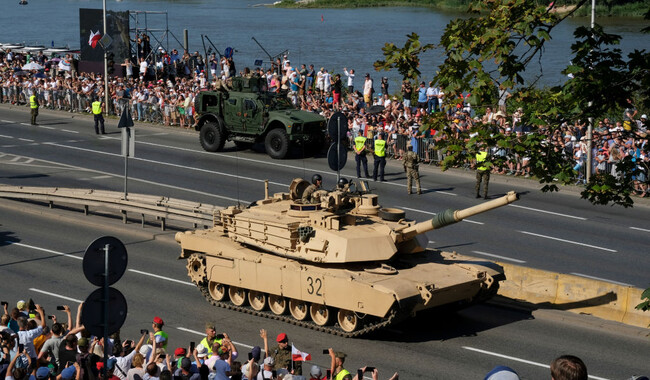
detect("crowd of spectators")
[3,299,638,380]
[1,40,648,195]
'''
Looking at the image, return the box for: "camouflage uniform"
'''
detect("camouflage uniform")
[271,345,302,375]
[475,151,490,199]
[403,150,421,195]
[301,184,319,204]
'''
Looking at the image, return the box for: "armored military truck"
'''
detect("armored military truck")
[193,76,326,159]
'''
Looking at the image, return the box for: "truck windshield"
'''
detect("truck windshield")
[260,93,293,110]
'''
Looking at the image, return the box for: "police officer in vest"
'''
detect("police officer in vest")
[475,144,490,199]
[353,130,370,179]
[328,349,351,380]
[148,316,168,350]
[372,133,387,182]
[91,96,105,135]
[29,92,39,125]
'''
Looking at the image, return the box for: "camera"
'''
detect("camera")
[248,352,253,361]
[18,344,24,353]
[189,342,195,352]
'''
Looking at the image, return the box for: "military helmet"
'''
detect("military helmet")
[337,178,348,188]
[312,174,322,184]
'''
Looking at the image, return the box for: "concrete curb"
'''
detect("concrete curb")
[497,262,650,328]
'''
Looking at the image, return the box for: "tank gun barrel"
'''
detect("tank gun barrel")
[397,191,519,242]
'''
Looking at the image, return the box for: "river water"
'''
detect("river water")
[2,0,648,88]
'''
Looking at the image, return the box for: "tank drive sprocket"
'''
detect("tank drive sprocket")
[186,253,207,285]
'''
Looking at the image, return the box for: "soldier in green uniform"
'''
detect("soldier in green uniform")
[261,330,302,375]
[403,149,421,195]
[301,174,323,204]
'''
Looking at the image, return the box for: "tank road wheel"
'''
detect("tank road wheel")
[208,282,227,302]
[289,299,309,321]
[248,291,267,311]
[264,128,290,159]
[228,287,247,306]
[186,254,206,285]
[310,304,331,326]
[337,309,358,333]
[200,122,226,152]
[268,294,287,315]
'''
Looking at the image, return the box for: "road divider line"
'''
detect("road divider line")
[61,129,79,134]
[20,123,32,126]
[0,135,13,139]
[462,346,609,380]
[38,125,55,130]
[570,273,632,287]
[1,120,14,123]
[508,204,586,220]
[471,251,526,263]
[128,269,194,286]
[399,206,483,225]
[176,327,256,350]
[18,138,34,142]
[44,142,287,187]
[629,226,650,233]
[518,231,617,253]
[5,241,83,260]
[29,288,83,303]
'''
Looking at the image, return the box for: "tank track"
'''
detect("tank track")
[195,281,397,338]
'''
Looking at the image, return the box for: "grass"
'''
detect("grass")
[275,0,649,16]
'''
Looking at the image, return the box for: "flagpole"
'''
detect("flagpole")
[103,0,110,120]
[291,343,294,373]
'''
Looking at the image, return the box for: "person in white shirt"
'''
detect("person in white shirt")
[343,68,355,94]
[16,304,45,360]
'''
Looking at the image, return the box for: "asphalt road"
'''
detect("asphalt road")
[1,104,649,287]
[1,198,649,380]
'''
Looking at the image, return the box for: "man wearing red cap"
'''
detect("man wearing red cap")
[149,317,168,350]
[260,329,301,376]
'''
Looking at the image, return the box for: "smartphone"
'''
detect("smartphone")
[216,334,224,340]
[357,370,363,379]
[47,315,54,319]
[247,352,253,360]
[66,362,74,368]
[365,367,375,372]
[271,370,276,378]
[57,306,65,311]
[322,349,329,354]
[1,301,7,306]
[173,376,181,380]
[326,369,331,379]
[159,354,166,359]
[141,329,149,335]
[189,342,195,352]
[18,344,24,353]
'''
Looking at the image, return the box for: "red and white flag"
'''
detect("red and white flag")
[291,345,311,361]
[88,30,101,48]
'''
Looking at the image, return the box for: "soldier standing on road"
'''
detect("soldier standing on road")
[302,174,323,204]
[92,97,105,135]
[30,92,39,125]
[404,149,421,195]
[475,145,490,199]
[328,349,351,380]
[354,130,370,178]
[260,330,302,376]
[372,133,387,182]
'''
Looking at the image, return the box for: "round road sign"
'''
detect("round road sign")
[83,236,128,287]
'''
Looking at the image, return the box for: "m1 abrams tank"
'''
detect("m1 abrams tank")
[176,178,519,337]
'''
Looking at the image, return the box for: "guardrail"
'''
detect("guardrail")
[0,185,222,230]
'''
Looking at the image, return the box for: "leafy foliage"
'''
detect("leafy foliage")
[636,288,650,312]
[374,33,434,82]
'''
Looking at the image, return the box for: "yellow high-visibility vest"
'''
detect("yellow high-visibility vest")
[354,136,367,152]
[30,95,38,109]
[92,101,102,115]
[374,139,386,157]
[476,151,488,171]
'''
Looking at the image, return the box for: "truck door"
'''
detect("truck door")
[242,98,263,133]
[223,94,242,131]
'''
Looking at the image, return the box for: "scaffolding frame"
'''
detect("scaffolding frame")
[129,10,183,62]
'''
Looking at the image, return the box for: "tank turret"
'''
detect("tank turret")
[176,178,519,335]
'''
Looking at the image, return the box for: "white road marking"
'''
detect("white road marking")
[518,231,617,253]
[1,120,14,123]
[61,129,79,134]
[128,269,194,286]
[629,226,650,233]
[4,241,83,260]
[1,145,18,148]
[508,204,587,220]
[0,152,250,204]
[570,273,633,286]
[0,135,13,139]
[29,288,84,303]
[18,138,34,142]
[462,346,609,380]
[38,125,55,130]
[10,156,21,162]
[20,123,32,126]
[44,142,287,187]
[399,206,484,225]
[471,251,526,263]
[90,175,112,180]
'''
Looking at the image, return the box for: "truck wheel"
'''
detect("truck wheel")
[265,128,290,159]
[200,122,225,152]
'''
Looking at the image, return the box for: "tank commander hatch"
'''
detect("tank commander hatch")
[301,174,323,204]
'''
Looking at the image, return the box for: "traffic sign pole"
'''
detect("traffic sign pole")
[103,244,109,380]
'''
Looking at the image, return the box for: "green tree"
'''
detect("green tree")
[374,32,434,82]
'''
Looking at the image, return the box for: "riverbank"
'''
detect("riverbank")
[274,0,650,17]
